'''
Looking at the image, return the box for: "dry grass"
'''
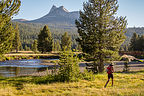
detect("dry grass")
[5,51,58,56]
[0,71,144,96]
[5,51,80,56]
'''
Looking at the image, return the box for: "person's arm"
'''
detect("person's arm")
[112,67,114,73]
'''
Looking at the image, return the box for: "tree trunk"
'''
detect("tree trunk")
[98,53,104,73]
[93,62,98,73]
[98,61,104,73]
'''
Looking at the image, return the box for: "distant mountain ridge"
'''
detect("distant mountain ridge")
[13,5,144,41]
[13,5,79,25]
[13,19,29,22]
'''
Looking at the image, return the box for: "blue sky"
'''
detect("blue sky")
[13,0,144,27]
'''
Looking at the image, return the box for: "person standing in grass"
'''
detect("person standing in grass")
[104,64,114,88]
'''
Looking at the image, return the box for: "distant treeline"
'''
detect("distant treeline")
[12,22,78,50]
[12,22,144,50]
[126,27,144,38]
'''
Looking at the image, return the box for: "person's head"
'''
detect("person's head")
[109,63,113,66]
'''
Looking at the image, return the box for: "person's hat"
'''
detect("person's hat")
[110,64,113,66]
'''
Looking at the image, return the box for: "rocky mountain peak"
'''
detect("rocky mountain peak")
[49,5,57,13]
[58,6,69,12]
[49,5,69,13]
[14,5,79,24]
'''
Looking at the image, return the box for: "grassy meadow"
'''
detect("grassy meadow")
[0,71,144,96]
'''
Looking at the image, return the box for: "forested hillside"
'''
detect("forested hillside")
[12,22,78,49]
[12,22,144,49]
[126,27,144,37]
[124,27,144,45]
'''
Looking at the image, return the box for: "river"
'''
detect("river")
[0,59,57,77]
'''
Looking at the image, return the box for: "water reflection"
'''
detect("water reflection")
[0,59,57,77]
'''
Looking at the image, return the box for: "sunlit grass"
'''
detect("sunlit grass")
[0,71,144,96]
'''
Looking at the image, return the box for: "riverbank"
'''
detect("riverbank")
[0,70,144,96]
[0,51,59,61]
[19,61,144,77]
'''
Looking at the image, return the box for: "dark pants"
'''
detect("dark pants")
[104,73,113,88]
[108,73,113,79]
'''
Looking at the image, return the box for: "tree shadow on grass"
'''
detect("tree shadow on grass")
[0,76,33,90]
[31,75,61,84]
[0,75,59,87]
[13,82,24,90]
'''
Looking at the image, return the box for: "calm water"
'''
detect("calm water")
[0,59,57,77]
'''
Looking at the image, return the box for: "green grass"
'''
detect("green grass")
[0,71,144,96]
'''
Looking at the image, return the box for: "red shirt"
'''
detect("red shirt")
[107,66,113,74]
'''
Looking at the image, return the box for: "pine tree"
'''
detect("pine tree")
[139,35,144,51]
[61,32,72,51]
[136,35,144,51]
[13,24,21,53]
[75,0,127,73]
[129,32,139,51]
[129,33,144,51]
[37,25,53,53]
[32,40,38,53]
[0,0,21,55]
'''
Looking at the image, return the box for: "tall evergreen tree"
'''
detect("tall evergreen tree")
[129,33,144,51]
[129,32,139,51]
[61,32,72,51]
[75,0,127,73]
[37,25,53,53]
[138,35,144,51]
[0,0,21,55]
[13,24,21,53]
[136,35,144,51]
[32,40,38,53]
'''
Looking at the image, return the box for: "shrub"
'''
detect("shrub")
[58,50,80,82]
